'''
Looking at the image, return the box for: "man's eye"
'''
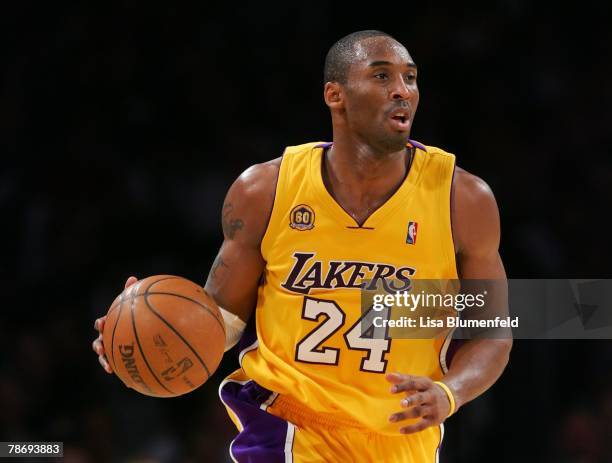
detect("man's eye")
[374,73,388,79]
[405,74,417,82]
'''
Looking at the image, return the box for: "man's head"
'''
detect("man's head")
[324,31,419,154]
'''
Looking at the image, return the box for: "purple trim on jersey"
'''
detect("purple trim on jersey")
[407,138,427,152]
[445,339,465,367]
[315,142,333,148]
[449,162,458,270]
[221,380,291,462]
[315,140,427,152]
[238,315,258,354]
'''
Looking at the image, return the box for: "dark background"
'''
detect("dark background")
[3,1,612,462]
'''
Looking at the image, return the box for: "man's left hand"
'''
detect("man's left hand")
[385,373,452,435]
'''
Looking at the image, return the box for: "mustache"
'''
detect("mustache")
[384,102,412,116]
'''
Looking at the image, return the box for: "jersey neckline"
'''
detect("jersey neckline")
[309,142,427,229]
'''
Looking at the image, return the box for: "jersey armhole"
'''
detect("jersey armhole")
[438,153,459,279]
[260,152,289,259]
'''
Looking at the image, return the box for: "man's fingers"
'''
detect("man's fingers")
[94,317,106,333]
[93,329,113,373]
[402,392,429,408]
[92,276,136,376]
[92,337,104,356]
[389,405,431,423]
[124,276,138,289]
[399,418,432,435]
[98,354,113,374]
[95,275,136,333]
[92,338,99,355]
[386,373,431,393]
[385,372,406,384]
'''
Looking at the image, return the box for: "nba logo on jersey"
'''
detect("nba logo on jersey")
[406,221,418,245]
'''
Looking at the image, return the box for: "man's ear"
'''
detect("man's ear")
[324,82,344,109]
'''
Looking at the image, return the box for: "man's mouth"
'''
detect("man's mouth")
[389,109,411,130]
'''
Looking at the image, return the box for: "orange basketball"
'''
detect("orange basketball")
[102,275,225,397]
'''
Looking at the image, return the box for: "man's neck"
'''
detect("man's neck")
[322,136,412,225]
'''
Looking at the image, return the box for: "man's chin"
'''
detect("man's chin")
[380,132,411,152]
[361,128,411,155]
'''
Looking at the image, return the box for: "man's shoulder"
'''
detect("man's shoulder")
[246,157,282,176]
[418,141,456,160]
[283,141,329,157]
[414,139,491,196]
[233,158,282,200]
[222,158,282,246]
[453,166,496,202]
[414,141,491,197]
[233,139,327,196]
[451,166,500,254]
[241,140,328,182]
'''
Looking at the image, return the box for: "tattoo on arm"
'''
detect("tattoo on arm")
[206,251,229,290]
[222,202,244,239]
[210,254,229,281]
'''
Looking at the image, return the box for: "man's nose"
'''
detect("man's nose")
[390,76,412,100]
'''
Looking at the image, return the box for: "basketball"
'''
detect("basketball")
[102,275,226,397]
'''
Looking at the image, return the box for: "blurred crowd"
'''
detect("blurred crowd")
[3,1,611,461]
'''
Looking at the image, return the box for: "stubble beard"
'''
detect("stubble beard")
[370,130,410,156]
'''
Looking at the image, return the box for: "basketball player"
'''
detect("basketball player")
[93,30,512,462]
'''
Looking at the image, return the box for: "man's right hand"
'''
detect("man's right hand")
[92,276,138,374]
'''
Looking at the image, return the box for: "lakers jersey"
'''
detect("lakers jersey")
[238,140,457,438]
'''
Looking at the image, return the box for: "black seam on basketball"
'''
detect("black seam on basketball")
[142,277,224,329]
[143,294,211,379]
[107,300,121,316]
[109,293,125,373]
[106,276,175,322]
[145,276,182,293]
[121,276,225,334]
[130,292,175,395]
[136,291,225,334]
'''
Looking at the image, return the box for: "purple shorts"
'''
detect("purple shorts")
[219,378,295,463]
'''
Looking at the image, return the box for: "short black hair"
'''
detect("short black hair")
[324,30,396,84]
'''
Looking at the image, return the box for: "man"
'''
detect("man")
[93,30,512,462]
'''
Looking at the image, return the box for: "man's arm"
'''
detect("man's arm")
[441,167,512,411]
[204,158,280,324]
[386,167,512,433]
[93,158,280,372]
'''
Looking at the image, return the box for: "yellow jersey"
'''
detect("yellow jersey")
[239,140,457,439]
